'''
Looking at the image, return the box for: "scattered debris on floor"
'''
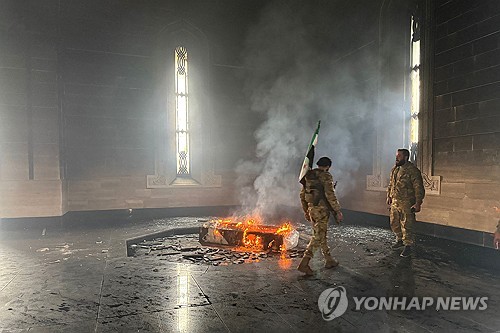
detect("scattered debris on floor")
[128,233,308,265]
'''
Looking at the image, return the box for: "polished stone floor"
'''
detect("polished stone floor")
[0,216,499,332]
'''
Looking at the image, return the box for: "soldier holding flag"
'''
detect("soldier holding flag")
[297,122,343,276]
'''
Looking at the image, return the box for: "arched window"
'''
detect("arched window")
[146,21,221,188]
[174,46,190,176]
[367,0,440,194]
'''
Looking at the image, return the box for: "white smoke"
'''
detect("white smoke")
[234,0,402,220]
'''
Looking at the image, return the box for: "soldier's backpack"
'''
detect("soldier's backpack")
[304,169,324,206]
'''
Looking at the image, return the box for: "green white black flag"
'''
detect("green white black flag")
[299,121,320,185]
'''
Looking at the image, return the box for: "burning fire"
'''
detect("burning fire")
[209,216,295,255]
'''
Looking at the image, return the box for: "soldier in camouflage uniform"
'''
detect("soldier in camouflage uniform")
[298,157,343,276]
[387,148,425,258]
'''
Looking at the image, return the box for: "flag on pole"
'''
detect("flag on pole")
[299,121,320,185]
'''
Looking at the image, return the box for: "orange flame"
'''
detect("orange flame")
[276,222,293,235]
[210,216,294,254]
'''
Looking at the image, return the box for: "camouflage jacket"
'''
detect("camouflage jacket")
[387,162,425,205]
[300,168,341,214]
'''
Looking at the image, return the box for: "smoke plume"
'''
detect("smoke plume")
[235,0,404,220]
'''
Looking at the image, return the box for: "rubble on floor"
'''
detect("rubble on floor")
[128,233,307,265]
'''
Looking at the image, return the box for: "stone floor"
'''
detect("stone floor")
[0,216,499,332]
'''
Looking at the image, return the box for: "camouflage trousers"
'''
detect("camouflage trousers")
[304,205,331,258]
[390,201,416,246]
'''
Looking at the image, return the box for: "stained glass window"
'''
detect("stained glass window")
[174,46,190,176]
[409,14,420,163]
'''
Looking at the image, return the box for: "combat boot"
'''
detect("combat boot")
[400,245,412,258]
[324,254,339,269]
[297,256,314,276]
